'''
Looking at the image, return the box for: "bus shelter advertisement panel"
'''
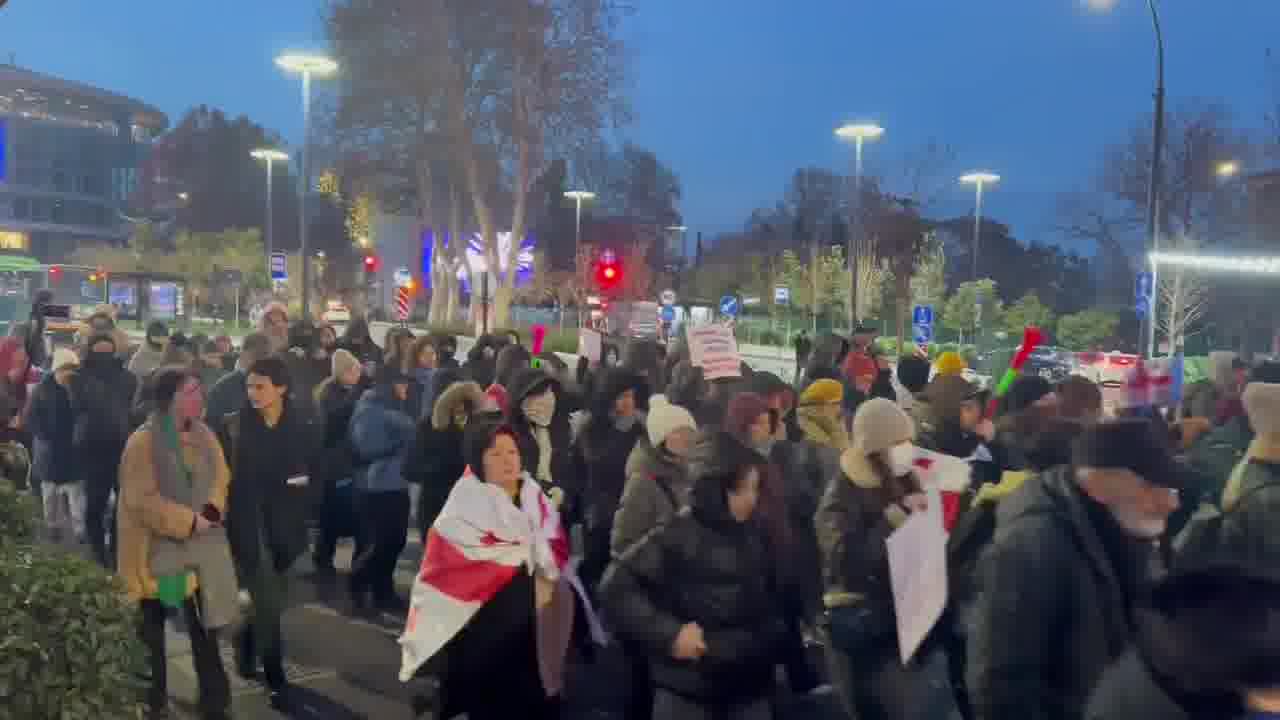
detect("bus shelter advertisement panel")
[150,282,180,321]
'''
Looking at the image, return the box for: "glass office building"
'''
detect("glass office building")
[0,64,167,262]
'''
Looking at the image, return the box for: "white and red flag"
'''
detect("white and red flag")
[910,446,974,532]
[1121,355,1184,410]
[398,471,602,683]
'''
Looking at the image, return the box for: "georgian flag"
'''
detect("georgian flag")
[398,471,603,683]
[1122,355,1184,410]
[910,446,974,532]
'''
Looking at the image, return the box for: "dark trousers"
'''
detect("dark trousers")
[140,596,230,715]
[780,587,821,693]
[84,472,115,568]
[314,481,356,570]
[236,554,289,689]
[350,489,409,602]
[622,639,654,720]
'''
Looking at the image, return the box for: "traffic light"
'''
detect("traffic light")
[88,268,106,283]
[363,254,380,274]
[595,257,622,291]
[48,265,61,284]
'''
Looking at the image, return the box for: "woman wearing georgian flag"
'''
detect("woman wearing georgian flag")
[399,419,603,720]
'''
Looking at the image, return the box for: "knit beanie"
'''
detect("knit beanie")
[1244,382,1280,436]
[646,394,697,448]
[725,392,771,443]
[1073,418,1180,488]
[852,397,914,456]
[800,378,844,407]
[331,348,359,380]
[934,351,967,377]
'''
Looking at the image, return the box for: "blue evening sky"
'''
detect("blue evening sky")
[4,1,1277,253]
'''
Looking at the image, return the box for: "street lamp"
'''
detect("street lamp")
[1216,160,1240,179]
[276,52,338,319]
[565,190,596,327]
[1087,0,1165,357]
[960,171,1000,282]
[251,148,290,278]
[836,123,884,331]
[1151,251,1280,274]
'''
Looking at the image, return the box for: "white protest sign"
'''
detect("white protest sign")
[886,486,948,665]
[578,328,603,364]
[686,324,741,380]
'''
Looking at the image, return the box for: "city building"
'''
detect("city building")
[0,63,167,264]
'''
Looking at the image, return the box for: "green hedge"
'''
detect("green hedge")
[0,480,147,718]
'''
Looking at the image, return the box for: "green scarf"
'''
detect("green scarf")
[155,414,192,609]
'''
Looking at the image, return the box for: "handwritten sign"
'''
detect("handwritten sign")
[686,324,741,380]
[578,328,603,364]
[886,486,948,665]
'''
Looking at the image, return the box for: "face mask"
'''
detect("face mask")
[1107,504,1167,540]
[83,352,115,372]
[522,389,556,427]
[886,443,917,477]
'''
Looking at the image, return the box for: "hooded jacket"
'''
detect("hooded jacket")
[507,368,574,498]
[967,465,1152,720]
[600,432,787,705]
[573,368,648,534]
[611,434,691,558]
[349,380,416,493]
[405,375,486,532]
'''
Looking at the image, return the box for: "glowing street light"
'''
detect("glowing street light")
[251,148,290,275]
[276,52,337,318]
[1150,252,1280,274]
[1216,160,1240,179]
[961,171,1001,282]
[836,123,885,331]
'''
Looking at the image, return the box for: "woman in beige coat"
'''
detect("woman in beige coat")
[117,366,235,720]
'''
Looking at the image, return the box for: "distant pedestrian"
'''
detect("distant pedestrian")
[129,321,170,381]
[29,347,83,542]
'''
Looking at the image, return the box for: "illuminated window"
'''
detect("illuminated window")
[0,232,30,251]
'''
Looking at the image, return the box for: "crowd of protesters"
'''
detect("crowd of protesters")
[5,299,1280,720]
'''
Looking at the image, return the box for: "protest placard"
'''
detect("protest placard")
[578,328,603,364]
[886,487,948,665]
[686,324,741,380]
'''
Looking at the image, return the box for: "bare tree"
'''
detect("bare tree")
[1155,236,1209,352]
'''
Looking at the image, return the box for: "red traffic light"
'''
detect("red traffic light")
[363,255,379,272]
[595,258,622,289]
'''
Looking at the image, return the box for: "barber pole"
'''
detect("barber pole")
[395,286,412,323]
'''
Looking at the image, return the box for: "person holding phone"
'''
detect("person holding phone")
[117,366,237,720]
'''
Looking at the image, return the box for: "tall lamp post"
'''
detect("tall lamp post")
[835,123,884,332]
[250,148,289,280]
[960,171,1000,282]
[276,52,337,320]
[565,190,596,327]
[1142,0,1166,358]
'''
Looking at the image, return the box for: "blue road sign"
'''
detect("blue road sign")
[913,323,933,346]
[774,286,790,305]
[912,304,934,327]
[1135,295,1151,318]
[719,295,739,317]
[660,305,675,322]
[270,252,287,281]
[1136,271,1153,301]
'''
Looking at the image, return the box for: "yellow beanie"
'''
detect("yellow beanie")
[800,378,844,406]
[934,351,968,377]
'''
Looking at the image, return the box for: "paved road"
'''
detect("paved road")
[159,533,841,719]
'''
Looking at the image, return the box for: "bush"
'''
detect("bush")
[0,544,147,718]
[0,479,38,543]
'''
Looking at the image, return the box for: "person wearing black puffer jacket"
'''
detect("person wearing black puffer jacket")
[404,371,492,538]
[572,367,648,593]
[600,431,787,720]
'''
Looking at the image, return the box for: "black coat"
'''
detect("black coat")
[600,436,787,705]
[966,465,1153,720]
[71,356,137,484]
[507,368,575,500]
[220,404,313,575]
[27,375,78,486]
[405,378,485,533]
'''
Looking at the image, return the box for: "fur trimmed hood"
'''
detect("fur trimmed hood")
[431,380,485,431]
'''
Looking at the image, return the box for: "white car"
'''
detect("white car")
[322,301,351,324]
